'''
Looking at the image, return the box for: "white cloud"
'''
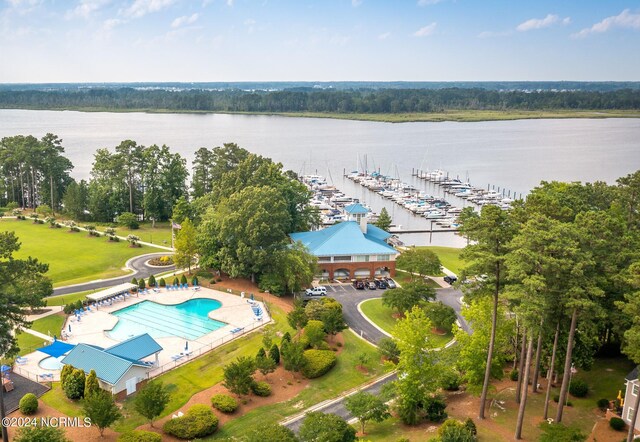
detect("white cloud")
[378,31,391,40]
[103,18,123,30]
[572,9,640,39]
[413,22,437,37]
[171,13,199,28]
[122,0,176,19]
[243,18,256,33]
[66,0,111,20]
[417,0,443,5]
[352,0,363,7]
[516,14,570,32]
[226,0,235,6]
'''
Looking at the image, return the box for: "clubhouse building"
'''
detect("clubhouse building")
[289,203,399,280]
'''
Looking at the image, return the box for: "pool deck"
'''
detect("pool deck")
[14,287,270,382]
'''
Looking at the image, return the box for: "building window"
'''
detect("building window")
[634,384,639,396]
[334,256,352,262]
[628,407,635,421]
[377,255,391,261]
[354,255,369,262]
[318,256,332,263]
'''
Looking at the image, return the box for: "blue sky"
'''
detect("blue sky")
[1,0,639,82]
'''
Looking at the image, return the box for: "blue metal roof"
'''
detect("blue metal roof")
[36,341,76,358]
[61,344,147,385]
[290,221,398,257]
[104,333,163,361]
[344,203,369,215]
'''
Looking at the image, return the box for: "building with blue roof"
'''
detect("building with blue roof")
[61,334,162,398]
[290,205,399,280]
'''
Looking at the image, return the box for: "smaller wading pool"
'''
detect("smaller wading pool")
[39,356,65,370]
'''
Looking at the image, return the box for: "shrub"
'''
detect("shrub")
[302,350,337,378]
[118,431,162,442]
[14,426,69,442]
[251,381,272,397]
[118,212,139,229]
[63,368,85,399]
[424,395,448,422]
[281,331,292,345]
[19,393,38,415]
[378,337,400,363]
[269,344,280,365]
[510,369,519,381]
[464,417,477,437]
[440,369,461,391]
[192,276,198,286]
[257,347,267,359]
[569,379,588,397]
[162,404,218,439]
[211,394,238,413]
[60,364,74,385]
[173,277,179,286]
[553,394,560,403]
[148,274,156,287]
[609,417,625,431]
[180,274,188,285]
[437,419,475,442]
[138,278,146,290]
[597,398,610,411]
[159,278,166,287]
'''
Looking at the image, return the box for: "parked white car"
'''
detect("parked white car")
[304,286,327,298]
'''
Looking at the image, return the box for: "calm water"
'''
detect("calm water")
[1,109,639,247]
[109,298,225,341]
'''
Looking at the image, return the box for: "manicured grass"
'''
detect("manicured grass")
[420,246,466,275]
[0,219,150,287]
[360,298,453,348]
[40,383,84,417]
[30,313,66,337]
[15,331,50,356]
[359,416,503,441]
[44,290,95,306]
[210,329,387,440]
[94,221,173,247]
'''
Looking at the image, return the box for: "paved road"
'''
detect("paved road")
[51,253,176,296]
[282,281,470,432]
[283,371,398,433]
[328,281,470,345]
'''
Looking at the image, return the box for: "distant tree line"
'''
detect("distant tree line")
[1,87,639,114]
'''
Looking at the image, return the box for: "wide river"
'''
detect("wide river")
[1,109,639,247]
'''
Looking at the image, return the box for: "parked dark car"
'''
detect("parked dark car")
[353,280,365,290]
[443,275,458,285]
[367,281,377,290]
[375,279,388,289]
[385,278,397,289]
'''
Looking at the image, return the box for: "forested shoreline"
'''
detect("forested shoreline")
[1,87,640,115]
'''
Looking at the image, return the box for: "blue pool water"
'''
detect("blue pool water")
[39,356,65,370]
[108,299,226,341]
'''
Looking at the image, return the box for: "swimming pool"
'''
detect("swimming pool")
[39,356,65,370]
[108,299,226,341]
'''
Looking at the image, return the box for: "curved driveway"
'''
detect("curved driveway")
[51,252,176,296]
[327,282,470,346]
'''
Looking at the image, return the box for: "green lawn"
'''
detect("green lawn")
[360,298,453,348]
[0,219,150,287]
[40,383,84,417]
[420,246,466,275]
[15,331,50,356]
[94,221,173,247]
[30,313,66,337]
[44,290,96,307]
[210,329,386,440]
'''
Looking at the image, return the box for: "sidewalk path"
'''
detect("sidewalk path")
[51,253,176,296]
